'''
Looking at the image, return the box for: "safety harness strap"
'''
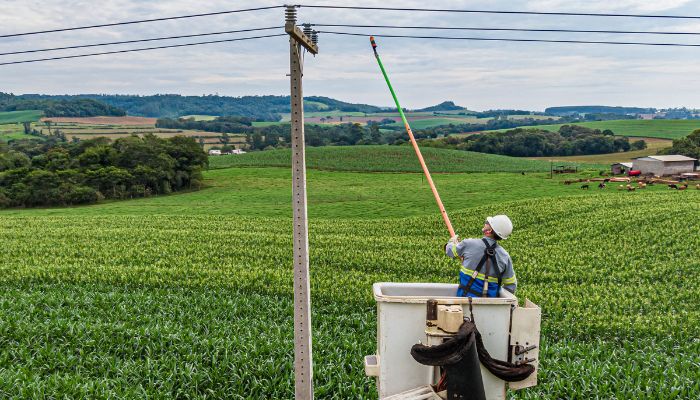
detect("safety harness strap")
[459,238,499,297]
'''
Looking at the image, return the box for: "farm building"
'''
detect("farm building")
[224,149,247,155]
[611,162,633,175]
[631,155,697,176]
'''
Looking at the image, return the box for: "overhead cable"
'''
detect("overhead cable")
[0,33,286,66]
[0,5,284,38]
[319,31,700,48]
[311,24,700,36]
[300,4,700,20]
[0,26,282,56]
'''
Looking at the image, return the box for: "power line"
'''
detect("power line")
[300,5,700,19]
[311,24,700,36]
[319,31,700,48]
[0,33,286,66]
[0,5,284,39]
[0,27,282,57]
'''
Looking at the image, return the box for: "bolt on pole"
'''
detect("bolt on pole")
[285,5,318,400]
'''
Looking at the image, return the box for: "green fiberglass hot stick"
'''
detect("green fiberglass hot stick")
[370,36,456,238]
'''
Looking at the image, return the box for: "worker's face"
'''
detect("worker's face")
[482,222,493,236]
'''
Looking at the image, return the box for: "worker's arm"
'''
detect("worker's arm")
[501,257,517,294]
[445,235,464,258]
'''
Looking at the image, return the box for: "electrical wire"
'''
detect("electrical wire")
[0,26,282,56]
[311,24,700,36]
[0,33,286,66]
[299,4,700,20]
[318,31,700,48]
[0,5,284,39]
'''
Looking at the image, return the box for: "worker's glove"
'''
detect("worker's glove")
[449,234,460,245]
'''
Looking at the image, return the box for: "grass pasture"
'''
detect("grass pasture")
[208,145,581,173]
[0,125,43,142]
[493,119,700,140]
[0,159,698,398]
[0,110,43,124]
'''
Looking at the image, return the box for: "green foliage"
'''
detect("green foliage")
[631,139,648,150]
[0,135,207,208]
[414,101,465,112]
[0,93,125,117]
[304,96,381,113]
[156,116,254,133]
[14,94,382,120]
[658,129,700,159]
[421,126,639,157]
[544,105,654,115]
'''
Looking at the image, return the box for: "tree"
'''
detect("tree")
[220,132,230,146]
[369,124,382,144]
[631,140,647,150]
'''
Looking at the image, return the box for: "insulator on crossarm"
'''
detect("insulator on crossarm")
[285,6,297,24]
[302,23,312,38]
[311,31,318,45]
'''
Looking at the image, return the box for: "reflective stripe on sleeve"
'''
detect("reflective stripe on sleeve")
[502,276,517,285]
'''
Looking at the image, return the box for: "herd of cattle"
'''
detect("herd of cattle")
[569,178,700,191]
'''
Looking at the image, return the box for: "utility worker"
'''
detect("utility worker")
[446,215,516,297]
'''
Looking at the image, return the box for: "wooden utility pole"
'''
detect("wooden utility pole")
[285,6,318,400]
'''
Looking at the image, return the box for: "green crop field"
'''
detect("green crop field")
[491,119,700,140]
[208,145,588,173]
[1,167,616,219]
[0,110,43,124]
[1,146,698,398]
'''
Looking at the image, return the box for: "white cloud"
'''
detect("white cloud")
[2,0,700,109]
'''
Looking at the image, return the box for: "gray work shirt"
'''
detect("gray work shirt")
[445,236,517,294]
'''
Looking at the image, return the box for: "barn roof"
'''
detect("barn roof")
[634,155,697,162]
[611,162,633,168]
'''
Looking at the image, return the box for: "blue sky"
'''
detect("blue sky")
[1,0,700,111]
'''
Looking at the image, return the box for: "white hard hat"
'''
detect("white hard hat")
[486,215,513,239]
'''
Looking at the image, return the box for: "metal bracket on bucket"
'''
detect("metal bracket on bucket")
[509,299,541,390]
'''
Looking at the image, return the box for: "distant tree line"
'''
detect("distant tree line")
[156,116,254,133]
[404,117,567,137]
[658,129,700,159]
[0,92,125,117]
[416,125,647,157]
[15,94,383,120]
[0,134,207,208]
[544,106,655,116]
